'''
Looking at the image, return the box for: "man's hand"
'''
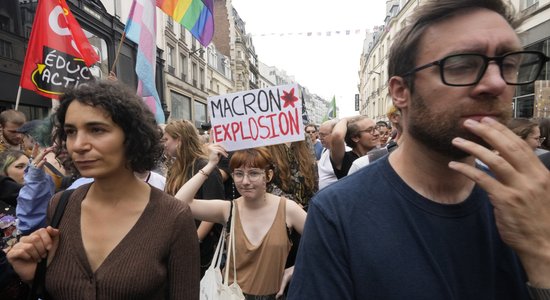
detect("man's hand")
[449,117,550,288]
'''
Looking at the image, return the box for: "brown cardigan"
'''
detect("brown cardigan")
[44,184,199,299]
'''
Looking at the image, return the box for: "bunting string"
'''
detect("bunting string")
[250,27,382,38]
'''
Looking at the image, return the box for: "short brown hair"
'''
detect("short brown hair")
[0,109,26,127]
[388,0,519,91]
[229,147,274,172]
[345,116,369,148]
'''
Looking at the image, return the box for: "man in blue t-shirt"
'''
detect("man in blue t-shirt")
[288,0,550,299]
[305,124,323,160]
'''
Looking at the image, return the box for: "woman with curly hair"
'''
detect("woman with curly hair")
[162,119,224,277]
[7,80,199,299]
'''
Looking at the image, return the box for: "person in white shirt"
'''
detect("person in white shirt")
[317,119,339,190]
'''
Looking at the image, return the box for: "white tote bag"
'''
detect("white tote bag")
[200,202,245,300]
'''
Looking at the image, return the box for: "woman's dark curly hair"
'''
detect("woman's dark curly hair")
[53,80,163,174]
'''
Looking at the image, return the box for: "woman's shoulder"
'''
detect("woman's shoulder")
[149,187,192,215]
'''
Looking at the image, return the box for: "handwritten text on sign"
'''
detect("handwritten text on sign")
[208,84,305,151]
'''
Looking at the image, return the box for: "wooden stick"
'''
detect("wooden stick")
[110,31,126,75]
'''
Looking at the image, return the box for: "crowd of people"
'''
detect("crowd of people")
[0,0,549,299]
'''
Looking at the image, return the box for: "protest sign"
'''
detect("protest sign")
[208,84,305,151]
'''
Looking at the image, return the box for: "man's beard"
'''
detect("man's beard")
[407,93,511,160]
[2,132,21,146]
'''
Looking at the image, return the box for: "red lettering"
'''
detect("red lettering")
[239,120,252,141]
[221,123,233,141]
[288,107,300,134]
[247,117,259,140]
[279,112,289,135]
[264,113,279,138]
[212,125,224,142]
[231,122,240,141]
[257,115,271,139]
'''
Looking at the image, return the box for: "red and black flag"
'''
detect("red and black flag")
[20,0,99,99]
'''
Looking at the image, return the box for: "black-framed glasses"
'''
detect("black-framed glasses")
[401,51,550,86]
[357,127,378,135]
[305,130,316,134]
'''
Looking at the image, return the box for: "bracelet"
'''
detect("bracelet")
[527,282,550,300]
[199,169,209,177]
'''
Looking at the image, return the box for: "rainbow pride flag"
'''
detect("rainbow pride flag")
[156,0,214,46]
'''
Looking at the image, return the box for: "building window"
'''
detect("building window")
[180,54,187,81]
[167,45,174,66]
[180,24,186,41]
[249,72,256,85]
[82,29,109,80]
[194,100,207,128]
[170,91,191,120]
[167,17,174,31]
[523,0,538,9]
[0,39,13,59]
[200,67,204,90]
[0,15,11,32]
[192,62,197,87]
[167,45,175,75]
[208,48,217,69]
[223,58,231,79]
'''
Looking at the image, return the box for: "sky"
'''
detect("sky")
[231,0,387,118]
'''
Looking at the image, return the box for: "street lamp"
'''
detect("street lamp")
[189,46,205,56]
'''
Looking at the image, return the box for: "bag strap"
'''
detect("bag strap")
[50,189,74,228]
[226,200,233,234]
[28,189,74,300]
[207,201,234,271]
[224,201,238,285]
[210,220,226,270]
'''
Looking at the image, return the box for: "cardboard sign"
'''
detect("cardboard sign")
[208,84,305,151]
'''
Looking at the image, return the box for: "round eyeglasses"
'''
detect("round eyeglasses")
[357,127,378,135]
[401,51,550,86]
[232,169,265,183]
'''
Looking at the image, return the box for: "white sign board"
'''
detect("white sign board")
[208,84,305,151]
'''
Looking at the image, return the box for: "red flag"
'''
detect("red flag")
[20,0,99,99]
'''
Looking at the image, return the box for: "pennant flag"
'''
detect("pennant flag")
[156,0,214,47]
[323,96,337,122]
[300,90,310,125]
[19,0,99,99]
[126,0,166,124]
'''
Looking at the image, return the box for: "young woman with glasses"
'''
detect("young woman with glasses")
[175,144,307,300]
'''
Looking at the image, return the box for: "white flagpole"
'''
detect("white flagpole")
[15,86,22,110]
